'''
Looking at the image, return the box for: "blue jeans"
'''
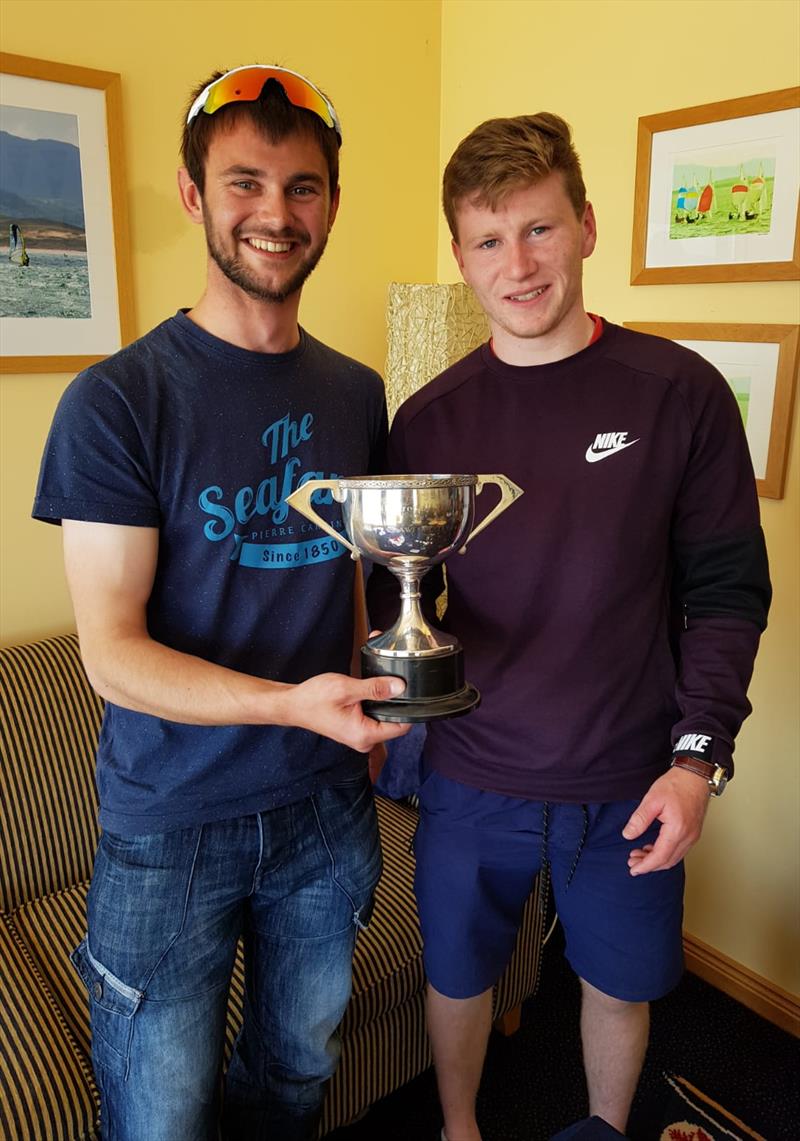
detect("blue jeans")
[71,774,381,1141]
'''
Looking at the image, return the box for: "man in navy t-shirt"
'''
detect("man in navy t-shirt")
[368,114,770,1140]
[33,65,408,1141]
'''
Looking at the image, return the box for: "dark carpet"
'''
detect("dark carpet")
[328,922,799,1140]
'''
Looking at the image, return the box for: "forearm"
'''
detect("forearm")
[79,626,292,726]
[673,615,762,774]
[78,623,410,753]
[671,525,770,774]
[62,520,410,752]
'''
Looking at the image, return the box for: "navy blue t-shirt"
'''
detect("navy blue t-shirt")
[33,312,388,835]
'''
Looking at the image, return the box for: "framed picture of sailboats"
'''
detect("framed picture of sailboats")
[0,53,134,373]
[630,88,800,284]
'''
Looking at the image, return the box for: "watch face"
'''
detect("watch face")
[712,767,728,795]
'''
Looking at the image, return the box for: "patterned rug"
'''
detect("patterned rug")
[636,1074,766,1141]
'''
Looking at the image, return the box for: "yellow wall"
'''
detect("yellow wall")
[1,0,798,996]
[439,0,800,994]
[0,0,442,643]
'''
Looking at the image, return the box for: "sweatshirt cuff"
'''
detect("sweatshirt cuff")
[671,733,734,779]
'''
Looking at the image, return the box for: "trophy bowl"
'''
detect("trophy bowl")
[285,474,523,722]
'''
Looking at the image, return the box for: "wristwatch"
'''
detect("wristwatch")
[670,755,729,797]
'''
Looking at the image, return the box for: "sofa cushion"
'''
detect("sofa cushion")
[0,920,98,1141]
[7,884,94,1062]
[345,795,424,1031]
[0,634,102,912]
[321,990,429,1134]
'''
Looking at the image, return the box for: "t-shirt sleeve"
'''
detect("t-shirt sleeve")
[32,367,160,527]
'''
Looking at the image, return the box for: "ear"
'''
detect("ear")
[177,167,204,225]
[581,201,597,259]
[451,237,466,278]
[328,185,341,232]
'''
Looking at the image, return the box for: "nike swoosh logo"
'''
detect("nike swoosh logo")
[585,439,640,463]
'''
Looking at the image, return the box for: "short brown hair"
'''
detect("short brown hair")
[180,70,340,198]
[442,113,586,240]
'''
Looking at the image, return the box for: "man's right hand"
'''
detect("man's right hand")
[278,672,411,753]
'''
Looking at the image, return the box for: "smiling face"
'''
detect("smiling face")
[180,117,339,305]
[452,171,597,364]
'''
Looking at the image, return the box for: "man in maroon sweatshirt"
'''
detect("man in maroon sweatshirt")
[368,114,770,1140]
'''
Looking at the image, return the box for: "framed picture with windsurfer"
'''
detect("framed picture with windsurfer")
[624,321,799,499]
[0,53,134,373]
[630,88,800,285]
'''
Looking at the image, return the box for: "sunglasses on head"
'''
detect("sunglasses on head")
[186,65,342,142]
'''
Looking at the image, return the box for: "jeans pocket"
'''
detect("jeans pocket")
[71,938,143,1080]
[313,774,382,929]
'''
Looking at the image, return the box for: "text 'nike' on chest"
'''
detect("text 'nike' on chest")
[584,430,641,464]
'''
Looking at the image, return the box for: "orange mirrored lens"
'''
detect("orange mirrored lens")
[202,67,335,131]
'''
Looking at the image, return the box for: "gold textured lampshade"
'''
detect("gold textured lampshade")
[384,282,489,422]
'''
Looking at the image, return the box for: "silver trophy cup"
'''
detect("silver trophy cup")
[285,474,523,721]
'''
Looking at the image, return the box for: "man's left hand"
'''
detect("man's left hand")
[622,767,711,875]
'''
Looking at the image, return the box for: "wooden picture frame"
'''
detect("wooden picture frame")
[0,52,134,373]
[625,322,799,498]
[630,88,800,285]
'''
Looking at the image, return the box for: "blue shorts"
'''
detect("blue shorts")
[414,771,685,1003]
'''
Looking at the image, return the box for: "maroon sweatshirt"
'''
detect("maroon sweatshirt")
[367,322,770,803]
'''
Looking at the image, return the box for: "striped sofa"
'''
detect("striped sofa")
[0,633,544,1140]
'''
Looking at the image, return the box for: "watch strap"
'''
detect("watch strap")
[671,754,728,796]
[671,755,716,781]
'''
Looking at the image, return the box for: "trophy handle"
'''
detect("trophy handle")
[284,481,361,560]
[459,474,524,554]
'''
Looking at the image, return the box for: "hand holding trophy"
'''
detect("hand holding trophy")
[286,474,523,721]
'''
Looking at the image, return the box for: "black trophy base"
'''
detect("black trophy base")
[363,685,481,723]
[361,645,481,723]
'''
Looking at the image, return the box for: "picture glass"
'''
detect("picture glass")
[646,107,800,269]
[1,103,91,318]
[0,70,121,357]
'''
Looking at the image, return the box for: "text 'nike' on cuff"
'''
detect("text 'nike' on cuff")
[672,731,716,760]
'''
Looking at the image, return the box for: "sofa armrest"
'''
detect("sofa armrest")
[1,634,102,913]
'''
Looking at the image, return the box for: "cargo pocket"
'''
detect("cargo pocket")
[71,938,143,1080]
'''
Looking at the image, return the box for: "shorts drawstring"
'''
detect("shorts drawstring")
[565,804,589,888]
[542,802,590,896]
[538,801,551,922]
